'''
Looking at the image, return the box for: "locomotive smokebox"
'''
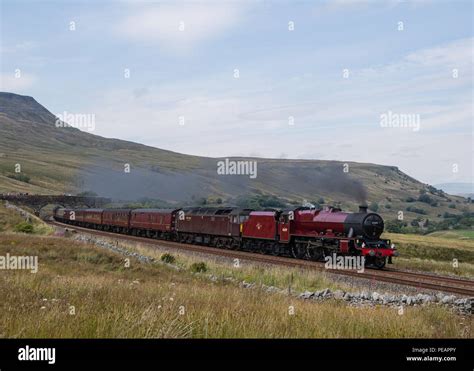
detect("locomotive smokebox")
[359,205,368,213]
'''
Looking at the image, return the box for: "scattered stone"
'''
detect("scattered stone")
[372,292,381,301]
[299,291,314,299]
[441,295,455,304]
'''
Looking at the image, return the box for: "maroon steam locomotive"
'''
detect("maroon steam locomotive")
[54,205,397,269]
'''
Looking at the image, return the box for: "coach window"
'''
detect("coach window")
[239,215,249,223]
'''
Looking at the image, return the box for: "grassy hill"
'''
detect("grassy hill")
[0,92,471,224]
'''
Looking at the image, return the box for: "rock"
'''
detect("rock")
[343,292,352,301]
[360,291,369,300]
[372,292,381,301]
[241,281,254,289]
[464,300,472,313]
[455,298,467,305]
[421,295,433,304]
[441,295,455,304]
[321,288,331,297]
[406,296,413,305]
[333,290,345,300]
[298,291,314,300]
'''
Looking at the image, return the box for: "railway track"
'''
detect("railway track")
[49,221,474,297]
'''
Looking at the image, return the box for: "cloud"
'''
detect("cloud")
[82,37,472,183]
[0,73,36,92]
[116,3,248,52]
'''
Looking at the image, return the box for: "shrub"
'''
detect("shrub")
[14,222,34,234]
[418,194,432,204]
[385,220,406,233]
[7,173,30,183]
[160,253,176,264]
[369,202,379,212]
[190,262,208,273]
[406,206,427,215]
[236,194,286,209]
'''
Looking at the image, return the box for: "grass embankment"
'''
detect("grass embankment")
[427,230,474,240]
[0,203,471,338]
[384,232,474,278]
[0,202,53,235]
[0,234,471,338]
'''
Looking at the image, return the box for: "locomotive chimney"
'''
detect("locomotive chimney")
[359,205,368,213]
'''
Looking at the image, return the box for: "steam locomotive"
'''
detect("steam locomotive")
[54,204,397,269]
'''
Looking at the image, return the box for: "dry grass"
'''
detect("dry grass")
[0,234,471,339]
[0,202,54,235]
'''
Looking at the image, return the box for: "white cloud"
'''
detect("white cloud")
[83,37,472,183]
[116,3,249,52]
[0,73,36,92]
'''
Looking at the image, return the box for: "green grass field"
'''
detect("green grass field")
[427,230,474,240]
[384,232,474,277]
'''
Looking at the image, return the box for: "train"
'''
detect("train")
[54,204,398,269]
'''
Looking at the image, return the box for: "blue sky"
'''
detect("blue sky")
[0,0,472,185]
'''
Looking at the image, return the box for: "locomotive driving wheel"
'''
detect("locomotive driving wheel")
[373,257,386,269]
[291,242,307,259]
[307,245,325,261]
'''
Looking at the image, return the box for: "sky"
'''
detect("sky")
[0,0,472,186]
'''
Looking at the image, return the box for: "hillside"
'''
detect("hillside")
[0,92,471,223]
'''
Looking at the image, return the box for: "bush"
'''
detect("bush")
[417,194,438,207]
[14,222,34,234]
[448,204,456,209]
[236,194,286,209]
[384,204,392,209]
[369,202,379,212]
[160,253,176,264]
[7,173,30,183]
[406,206,427,215]
[405,197,416,203]
[385,220,406,233]
[190,262,208,273]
